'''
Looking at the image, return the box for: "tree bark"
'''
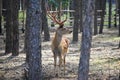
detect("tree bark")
[80,0,83,32]
[118,0,120,36]
[5,0,13,54]
[94,0,98,35]
[57,0,62,21]
[12,0,19,56]
[78,0,94,80]
[26,0,42,79]
[119,41,120,48]
[41,0,50,41]
[114,0,118,28]
[73,0,79,42]
[99,0,106,34]
[0,0,2,34]
[118,0,120,48]
[108,0,112,28]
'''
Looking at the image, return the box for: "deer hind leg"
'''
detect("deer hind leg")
[63,55,66,75]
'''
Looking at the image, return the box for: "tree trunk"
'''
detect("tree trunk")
[0,0,2,34]
[12,0,19,56]
[41,0,50,41]
[25,19,28,62]
[69,0,74,26]
[80,0,83,32]
[108,0,112,28]
[119,41,120,48]
[2,0,7,28]
[78,0,94,80]
[20,0,26,33]
[26,0,42,79]
[114,0,118,28]
[73,0,79,42]
[99,0,106,34]
[69,0,74,13]
[118,0,120,48]
[94,0,98,35]
[5,0,13,54]
[57,0,62,21]
[118,0,120,36]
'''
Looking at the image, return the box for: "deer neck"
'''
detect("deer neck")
[54,32,63,47]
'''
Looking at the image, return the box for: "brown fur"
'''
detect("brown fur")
[51,27,72,75]
[47,11,72,75]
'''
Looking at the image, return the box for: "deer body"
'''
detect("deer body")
[47,10,72,75]
[51,27,72,75]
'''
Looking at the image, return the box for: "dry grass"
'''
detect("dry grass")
[0,28,120,80]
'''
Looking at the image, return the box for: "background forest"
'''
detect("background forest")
[0,0,120,80]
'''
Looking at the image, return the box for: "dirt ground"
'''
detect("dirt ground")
[0,28,120,80]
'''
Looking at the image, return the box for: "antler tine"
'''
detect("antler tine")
[47,12,56,21]
[47,8,67,26]
[47,11,62,25]
[47,14,54,21]
[54,15,67,26]
[53,15,63,25]
[46,6,61,25]
[60,16,67,25]
[47,10,58,22]
[47,8,56,18]
[49,14,67,26]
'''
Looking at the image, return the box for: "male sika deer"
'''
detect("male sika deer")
[47,11,72,75]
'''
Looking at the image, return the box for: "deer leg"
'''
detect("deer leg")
[63,55,66,75]
[53,53,57,76]
[53,51,57,67]
[54,55,57,67]
[58,55,62,76]
[59,55,62,67]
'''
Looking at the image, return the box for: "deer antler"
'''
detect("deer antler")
[60,16,67,25]
[47,9,67,26]
[47,11,57,22]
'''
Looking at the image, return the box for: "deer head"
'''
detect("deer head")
[47,10,72,35]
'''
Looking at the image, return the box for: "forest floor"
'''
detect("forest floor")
[0,27,120,80]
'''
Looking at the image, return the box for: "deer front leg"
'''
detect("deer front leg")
[52,51,57,67]
[53,51,57,76]
[54,55,57,67]
[59,55,62,67]
[57,55,62,76]
[54,55,59,77]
